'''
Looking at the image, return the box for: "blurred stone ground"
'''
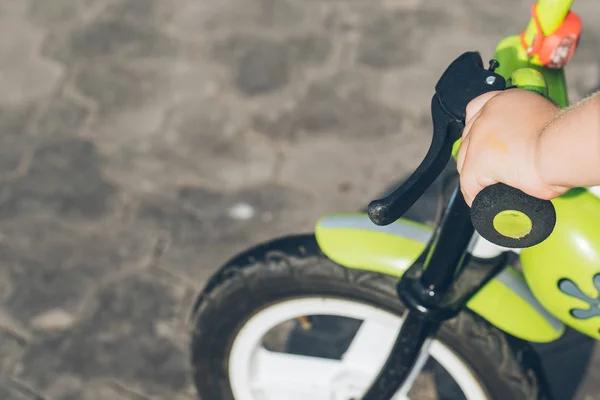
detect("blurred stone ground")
[0,0,598,399]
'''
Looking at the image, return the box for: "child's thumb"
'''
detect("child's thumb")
[465,91,502,122]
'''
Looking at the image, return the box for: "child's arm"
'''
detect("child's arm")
[536,92,600,188]
[456,88,600,205]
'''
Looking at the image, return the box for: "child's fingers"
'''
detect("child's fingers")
[461,91,499,141]
[465,91,502,123]
[461,108,480,140]
[458,107,484,173]
[458,104,487,173]
[460,175,483,207]
[458,158,480,206]
[459,181,476,207]
[460,163,497,207]
[456,135,470,174]
[458,91,503,206]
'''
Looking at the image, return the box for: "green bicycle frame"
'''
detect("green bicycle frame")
[315,0,600,344]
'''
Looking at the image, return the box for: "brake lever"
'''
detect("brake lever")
[368,52,505,226]
[367,98,457,226]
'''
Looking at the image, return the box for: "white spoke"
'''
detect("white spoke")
[341,314,402,371]
[250,348,340,399]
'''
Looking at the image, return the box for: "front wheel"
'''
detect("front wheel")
[189,235,542,400]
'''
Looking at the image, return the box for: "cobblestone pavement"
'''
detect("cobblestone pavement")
[0,0,599,399]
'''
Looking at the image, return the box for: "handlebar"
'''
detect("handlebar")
[367,52,556,248]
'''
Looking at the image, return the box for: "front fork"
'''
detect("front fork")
[360,187,507,400]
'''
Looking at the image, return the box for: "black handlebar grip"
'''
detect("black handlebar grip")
[470,183,556,248]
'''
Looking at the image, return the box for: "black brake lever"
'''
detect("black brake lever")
[367,98,457,226]
[368,52,506,226]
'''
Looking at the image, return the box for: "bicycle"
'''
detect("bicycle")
[188,1,593,399]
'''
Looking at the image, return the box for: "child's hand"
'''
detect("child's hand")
[457,89,569,206]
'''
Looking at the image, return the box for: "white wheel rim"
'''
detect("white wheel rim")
[228,297,489,400]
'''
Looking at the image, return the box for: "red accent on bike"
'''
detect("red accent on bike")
[520,3,582,69]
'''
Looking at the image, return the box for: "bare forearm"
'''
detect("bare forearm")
[536,92,600,188]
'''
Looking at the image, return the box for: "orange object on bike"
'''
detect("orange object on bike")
[520,3,582,68]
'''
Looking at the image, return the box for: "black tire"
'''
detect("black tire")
[189,234,545,400]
